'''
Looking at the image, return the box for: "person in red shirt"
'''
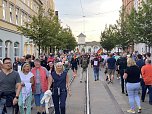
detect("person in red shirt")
[141,59,152,105]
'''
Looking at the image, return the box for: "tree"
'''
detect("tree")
[136,0,152,50]
[18,7,77,55]
[18,8,54,55]
[100,25,116,52]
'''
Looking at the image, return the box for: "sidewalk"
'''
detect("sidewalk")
[36,67,152,114]
[100,68,152,114]
[89,67,124,114]
[89,67,152,114]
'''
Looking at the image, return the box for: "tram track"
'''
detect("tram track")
[85,68,91,114]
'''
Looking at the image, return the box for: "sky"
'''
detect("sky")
[55,0,122,42]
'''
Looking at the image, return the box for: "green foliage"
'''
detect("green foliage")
[100,25,116,52]
[18,7,77,55]
[135,0,152,47]
[100,0,152,51]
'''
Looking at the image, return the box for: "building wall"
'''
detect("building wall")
[123,0,134,14]
[0,29,23,60]
[0,0,54,60]
[78,37,85,45]
[41,0,55,16]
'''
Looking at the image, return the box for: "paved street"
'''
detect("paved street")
[65,66,152,114]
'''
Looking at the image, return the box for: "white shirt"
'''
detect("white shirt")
[19,71,34,103]
[19,71,33,84]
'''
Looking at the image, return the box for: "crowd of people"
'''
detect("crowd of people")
[0,52,91,114]
[0,51,152,114]
[90,51,152,114]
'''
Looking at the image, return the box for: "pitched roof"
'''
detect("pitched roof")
[77,33,86,37]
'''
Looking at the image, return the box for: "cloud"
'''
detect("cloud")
[55,0,122,42]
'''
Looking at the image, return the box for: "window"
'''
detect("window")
[16,8,19,25]
[9,4,14,23]
[24,13,27,24]
[27,0,30,7]
[31,1,33,9]
[14,42,19,57]
[5,41,11,58]
[21,11,24,25]
[2,0,7,20]
[33,3,36,12]
[28,16,31,22]
[0,40,2,59]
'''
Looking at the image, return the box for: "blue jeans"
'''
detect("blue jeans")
[93,67,99,80]
[126,82,141,109]
[0,98,6,114]
[34,93,45,107]
[0,98,14,114]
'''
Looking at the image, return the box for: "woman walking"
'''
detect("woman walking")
[71,55,79,77]
[50,62,71,114]
[123,58,141,113]
[18,63,34,114]
[47,61,55,108]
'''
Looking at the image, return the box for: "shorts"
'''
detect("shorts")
[34,93,45,107]
[108,69,115,75]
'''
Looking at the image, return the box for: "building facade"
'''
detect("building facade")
[77,33,102,53]
[122,0,134,14]
[0,0,43,60]
[0,0,55,60]
[41,0,54,15]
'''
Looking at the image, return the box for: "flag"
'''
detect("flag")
[97,48,103,55]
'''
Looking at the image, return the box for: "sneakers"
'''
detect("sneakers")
[138,107,142,113]
[127,109,135,113]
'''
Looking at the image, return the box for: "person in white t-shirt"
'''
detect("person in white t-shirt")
[18,63,34,114]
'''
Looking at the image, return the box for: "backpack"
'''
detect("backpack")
[82,58,88,69]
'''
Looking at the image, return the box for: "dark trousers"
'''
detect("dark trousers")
[141,81,152,104]
[120,69,126,93]
[141,80,148,102]
[148,86,152,104]
[52,92,67,114]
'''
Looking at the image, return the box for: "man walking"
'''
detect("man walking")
[80,54,89,83]
[91,54,100,81]
[141,59,152,105]
[13,57,22,71]
[117,53,127,94]
[0,58,22,114]
[106,53,116,84]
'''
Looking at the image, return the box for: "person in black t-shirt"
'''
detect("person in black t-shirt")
[117,53,127,94]
[123,58,141,113]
